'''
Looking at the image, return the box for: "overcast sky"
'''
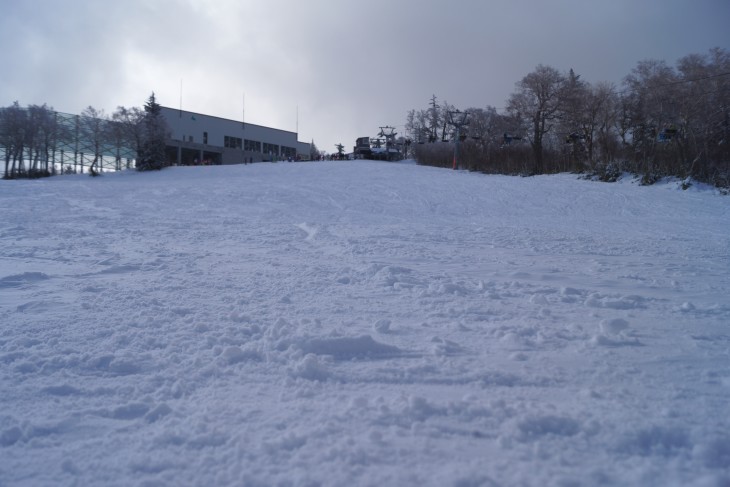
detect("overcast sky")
[2,0,728,154]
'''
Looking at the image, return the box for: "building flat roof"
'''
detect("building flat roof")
[161,106,298,137]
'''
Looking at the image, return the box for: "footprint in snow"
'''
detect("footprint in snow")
[599,318,630,335]
[296,223,318,241]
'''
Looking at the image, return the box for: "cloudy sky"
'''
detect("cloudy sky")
[2,0,728,154]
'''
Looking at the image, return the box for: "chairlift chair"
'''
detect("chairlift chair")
[658,124,678,142]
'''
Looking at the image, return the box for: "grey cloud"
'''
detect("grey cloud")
[1,0,728,154]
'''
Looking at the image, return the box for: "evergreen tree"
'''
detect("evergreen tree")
[137,92,169,171]
[309,139,319,160]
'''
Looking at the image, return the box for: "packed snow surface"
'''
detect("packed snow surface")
[1,161,729,486]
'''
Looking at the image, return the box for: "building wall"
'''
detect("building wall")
[160,107,310,164]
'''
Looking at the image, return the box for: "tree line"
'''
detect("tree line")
[407,48,730,188]
[1,93,169,179]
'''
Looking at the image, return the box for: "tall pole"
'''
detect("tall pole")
[454,126,459,170]
[242,92,246,164]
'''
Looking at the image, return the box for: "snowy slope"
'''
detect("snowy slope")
[1,161,729,486]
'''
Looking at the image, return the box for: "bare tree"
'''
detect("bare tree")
[590,82,620,168]
[439,100,455,142]
[112,105,145,169]
[675,48,730,183]
[507,64,566,174]
[0,104,14,178]
[1,102,28,178]
[622,59,678,181]
[79,106,109,176]
[28,104,58,176]
[459,106,498,172]
[556,69,590,171]
[407,49,728,188]
[559,75,620,172]
[404,108,431,145]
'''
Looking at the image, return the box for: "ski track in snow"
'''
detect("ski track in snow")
[1,161,729,486]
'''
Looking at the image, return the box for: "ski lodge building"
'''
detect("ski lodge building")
[161,107,311,165]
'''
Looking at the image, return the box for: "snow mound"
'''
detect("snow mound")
[298,334,402,360]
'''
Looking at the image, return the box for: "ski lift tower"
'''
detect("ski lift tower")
[447,110,469,170]
[379,126,397,161]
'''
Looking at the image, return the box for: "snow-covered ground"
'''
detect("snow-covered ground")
[1,161,729,486]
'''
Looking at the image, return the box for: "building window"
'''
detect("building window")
[224,135,242,149]
[281,146,296,159]
[263,143,279,156]
[203,132,208,144]
[244,139,261,152]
